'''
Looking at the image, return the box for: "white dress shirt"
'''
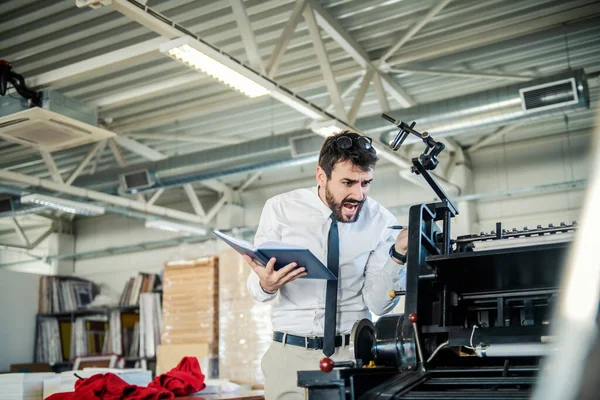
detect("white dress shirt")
[246,186,406,336]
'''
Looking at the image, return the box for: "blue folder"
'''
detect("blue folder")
[213,230,336,280]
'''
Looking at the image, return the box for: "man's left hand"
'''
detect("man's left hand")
[394,228,408,256]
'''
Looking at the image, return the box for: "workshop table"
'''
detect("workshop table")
[178,390,264,400]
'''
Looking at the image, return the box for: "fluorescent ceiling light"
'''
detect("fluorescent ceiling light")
[161,37,269,98]
[160,37,329,120]
[20,194,105,216]
[145,219,207,236]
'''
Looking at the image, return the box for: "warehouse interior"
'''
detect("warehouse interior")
[0,0,599,399]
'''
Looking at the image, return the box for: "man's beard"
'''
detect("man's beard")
[325,184,365,223]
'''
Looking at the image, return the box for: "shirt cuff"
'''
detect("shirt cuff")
[382,256,406,291]
[248,271,278,302]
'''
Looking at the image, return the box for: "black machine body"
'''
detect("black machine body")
[297,115,575,400]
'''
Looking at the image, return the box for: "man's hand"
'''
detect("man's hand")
[393,228,408,256]
[395,228,408,253]
[243,255,307,293]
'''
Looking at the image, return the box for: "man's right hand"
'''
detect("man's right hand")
[243,255,307,293]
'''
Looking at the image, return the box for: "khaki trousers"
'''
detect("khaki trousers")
[261,339,353,400]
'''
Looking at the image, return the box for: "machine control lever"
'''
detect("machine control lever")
[388,290,407,299]
[319,358,355,372]
[409,313,426,372]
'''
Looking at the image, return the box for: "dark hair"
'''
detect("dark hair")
[318,130,378,179]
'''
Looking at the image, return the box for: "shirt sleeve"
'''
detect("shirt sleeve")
[246,198,281,303]
[362,216,407,316]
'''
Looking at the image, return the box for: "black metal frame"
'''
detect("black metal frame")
[297,116,570,399]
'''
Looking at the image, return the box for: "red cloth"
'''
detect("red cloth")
[148,356,206,396]
[45,372,174,400]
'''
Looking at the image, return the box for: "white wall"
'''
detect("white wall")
[73,213,219,297]
[0,268,40,372]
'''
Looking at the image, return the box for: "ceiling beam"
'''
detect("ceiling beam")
[237,171,262,193]
[86,73,202,108]
[65,141,104,185]
[147,188,165,206]
[379,0,453,63]
[372,72,390,114]
[386,3,600,66]
[26,38,167,88]
[90,140,108,175]
[307,0,415,108]
[40,150,64,184]
[466,122,526,152]
[0,169,207,225]
[303,3,348,120]
[108,139,127,167]
[105,0,353,128]
[113,136,168,161]
[347,68,375,124]
[388,67,534,82]
[201,179,234,197]
[11,218,30,247]
[266,0,307,78]
[229,0,265,74]
[124,133,239,145]
[204,195,229,223]
[183,184,206,217]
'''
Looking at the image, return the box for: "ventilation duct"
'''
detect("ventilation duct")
[72,70,589,193]
[357,69,589,141]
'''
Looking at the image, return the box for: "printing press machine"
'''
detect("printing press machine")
[297,116,581,400]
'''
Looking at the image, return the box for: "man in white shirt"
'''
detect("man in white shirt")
[244,131,408,400]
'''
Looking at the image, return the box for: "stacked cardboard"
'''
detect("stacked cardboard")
[218,247,272,388]
[159,256,219,377]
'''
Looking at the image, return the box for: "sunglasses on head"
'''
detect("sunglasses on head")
[332,135,375,152]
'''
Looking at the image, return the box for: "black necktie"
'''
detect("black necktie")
[323,214,339,357]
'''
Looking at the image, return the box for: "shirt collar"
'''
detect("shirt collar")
[311,186,334,219]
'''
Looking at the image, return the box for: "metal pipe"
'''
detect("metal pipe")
[358,69,589,139]
[475,343,554,358]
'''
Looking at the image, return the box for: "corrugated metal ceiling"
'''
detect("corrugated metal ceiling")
[0,0,599,190]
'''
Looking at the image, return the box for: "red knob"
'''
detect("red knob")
[320,357,334,372]
[408,313,418,323]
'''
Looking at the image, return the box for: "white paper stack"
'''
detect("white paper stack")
[43,369,152,399]
[36,318,63,365]
[139,292,162,358]
[0,373,56,400]
[198,379,248,394]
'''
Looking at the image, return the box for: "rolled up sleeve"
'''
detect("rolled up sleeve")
[362,224,406,316]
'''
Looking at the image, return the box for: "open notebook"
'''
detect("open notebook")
[213,230,336,280]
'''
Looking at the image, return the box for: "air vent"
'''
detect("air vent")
[0,196,15,213]
[290,134,324,158]
[519,78,579,112]
[0,108,115,151]
[120,169,155,192]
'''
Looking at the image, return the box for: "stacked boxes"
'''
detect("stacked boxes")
[158,256,219,376]
[218,248,272,388]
